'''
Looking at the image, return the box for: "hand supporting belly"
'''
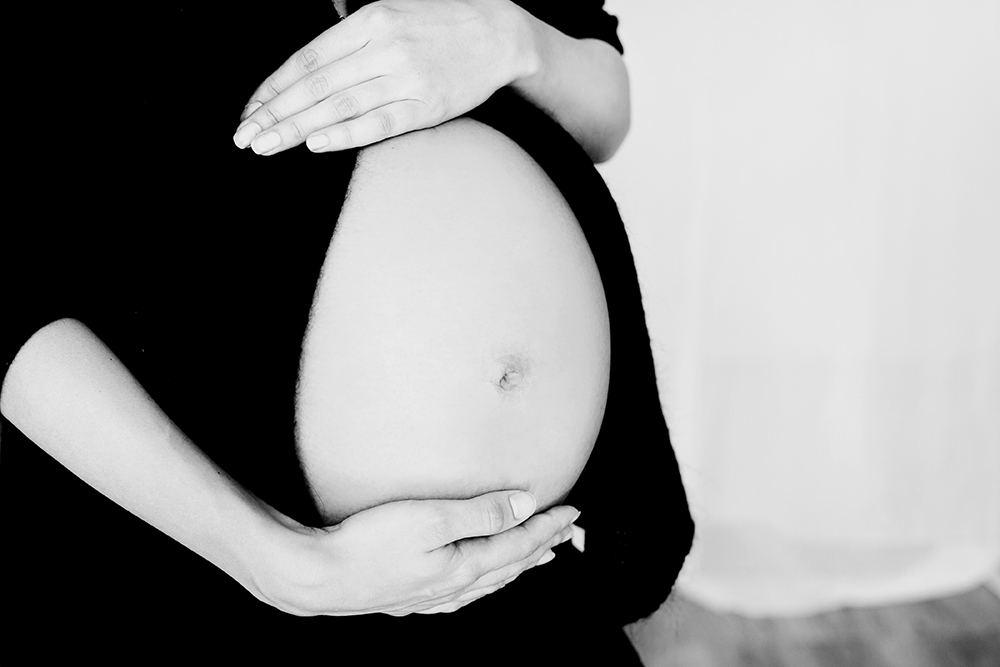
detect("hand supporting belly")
[296,118,610,526]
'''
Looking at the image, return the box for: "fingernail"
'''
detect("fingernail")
[251,131,281,154]
[241,101,262,120]
[538,550,556,565]
[306,134,330,151]
[509,492,536,521]
[573,510,582,523]
[233,121,261,149]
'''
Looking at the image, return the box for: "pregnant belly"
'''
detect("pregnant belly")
[295,118,610,525]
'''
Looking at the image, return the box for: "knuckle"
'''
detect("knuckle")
[455,563,482,590]
[422,508,452,545]
[483,499,508,535]
[287,118,307,142]
[427,100,448,126]
[362,4,393,28]
[399,74,425,100]
[374,110,397,136]
[421,578,450,601]
[339,123,354,147]
[304,72,329,99]
[296,47,321,73]
[387,36,412,63]
[263,78,281,99]
[330,94,361,120]
[263,104,283,125]
[415,579,450,605]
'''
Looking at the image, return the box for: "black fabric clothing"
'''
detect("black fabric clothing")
[2,2,692,664]
[344,0,625,53]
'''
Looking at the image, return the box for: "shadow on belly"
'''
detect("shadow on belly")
[295,118,611,526]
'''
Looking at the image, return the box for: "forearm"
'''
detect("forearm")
[0,318,275,590]
[505,2,631,163]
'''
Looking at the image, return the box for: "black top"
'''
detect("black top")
[2,3,692,664]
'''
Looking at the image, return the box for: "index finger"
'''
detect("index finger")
[453,505,581,575]
[419,490,538,550]
[240,18,368,118]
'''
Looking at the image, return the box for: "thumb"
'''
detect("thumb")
[421,490,537,548]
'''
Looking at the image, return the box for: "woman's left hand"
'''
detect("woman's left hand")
[233,0,530,155]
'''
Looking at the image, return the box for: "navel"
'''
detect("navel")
[488,354,530,394]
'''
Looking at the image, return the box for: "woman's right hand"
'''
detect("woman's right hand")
[0,320,575,618]
[243,490,579,616]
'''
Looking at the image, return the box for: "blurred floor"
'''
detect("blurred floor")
[626,585,1000,667]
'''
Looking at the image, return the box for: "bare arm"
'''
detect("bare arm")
[234,0,629,163]
[0,317,577,615]
[508,4,631,163]
[0,318,274,588]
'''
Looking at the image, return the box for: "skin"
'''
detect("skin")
[0,319,580,616]
[2,0,624,618]
[297,118,611,527]
[232,0,630,162]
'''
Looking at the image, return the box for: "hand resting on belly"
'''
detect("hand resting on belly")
[296,118,611,525]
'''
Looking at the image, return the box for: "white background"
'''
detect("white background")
[599,0,1000,616]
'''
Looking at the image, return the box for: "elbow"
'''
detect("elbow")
[0,318,87,420]
[589,101,630,164]
[589,61,631,164]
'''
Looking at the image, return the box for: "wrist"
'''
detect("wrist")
[202,483,285,593]
[496,0,543,86]
[231,495,298,576]
[233,501,352,615]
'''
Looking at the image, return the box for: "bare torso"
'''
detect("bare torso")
[296,118,610,525]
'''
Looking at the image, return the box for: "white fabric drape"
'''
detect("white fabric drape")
[599,0,1000,616]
